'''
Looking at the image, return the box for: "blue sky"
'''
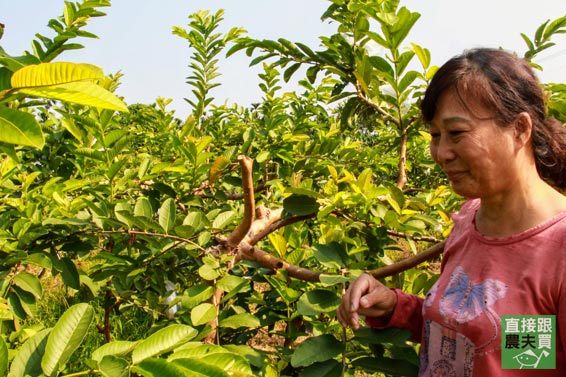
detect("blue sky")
[2,1,565,120]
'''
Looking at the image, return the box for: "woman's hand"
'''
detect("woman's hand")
[337,273,398,330]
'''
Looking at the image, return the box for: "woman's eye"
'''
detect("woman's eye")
[449,130,465,137]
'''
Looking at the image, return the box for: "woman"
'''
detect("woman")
[337,48,566,376]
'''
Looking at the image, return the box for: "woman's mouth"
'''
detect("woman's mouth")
[445,171,467,181]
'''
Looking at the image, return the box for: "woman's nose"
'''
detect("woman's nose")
[431,136,456,165]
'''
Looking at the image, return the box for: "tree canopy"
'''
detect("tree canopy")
[0,1,564,376]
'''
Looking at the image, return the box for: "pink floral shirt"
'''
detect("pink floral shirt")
[367,199,566,376]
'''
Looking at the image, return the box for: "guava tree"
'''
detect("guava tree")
[0,1,564,376]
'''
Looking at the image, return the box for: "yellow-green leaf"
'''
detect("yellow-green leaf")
[11,62,103,88]
[268,233,287,258]
[190,303,216,326]
[17,81,128,112]
[131,325,198,364]
[209,156,230,184]
[0,106,44,148]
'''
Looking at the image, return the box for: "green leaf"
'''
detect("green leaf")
[13,286,37,318]
[198,264,220,281]
[297,289,341,316]
[8,292,27,320]
[131,324,198,364]
[98,355,129,377]
[283,62,301,82]
[151,182,177,197]
[290,335,344,367]
[396,51,415,77]
[52,257,80,290]
[216,274,247,293]
[264,275,301,304]
[9,328,51,377]
[218,313,260,329]
[0,106,44,148]
[354,326,412,345]
[298,359,342,377]
[351,356,419,376]
[138,158,151,179]
[107,159,127,182]
[313,243,347,269]
[296,42,316,58]
[181,285,214,309]
[386,185,405,213]
[159,198,176,233]
[0,67,12,90]
[41,303,94,376]
[131,358,194,377]
[223,344,264,369]
[183,211,209,231]
[172,358,229,377]
[190,303,216,326]
[411,43,430,69]
[169,347,252,375]
[255,150,270,163]
[12,272,43,299]
[91,340,138,363]
[306,65,320,84]
[0,337,7,377]
[283,194,319,216]
[134,197,153,218]
[199,352,252,374]
[115,203,134,228]
[60,117,85,143]
[211,210,236,230]
[389,7,420,50]
[411,272,429,295]
[398,71,418,93]
[268,233,287,258]
[0,143,18,161]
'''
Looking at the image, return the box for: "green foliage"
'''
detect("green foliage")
[174,10,246,126]
[0,1,564,377]
[521,15,566,63]
[0,1,127,149]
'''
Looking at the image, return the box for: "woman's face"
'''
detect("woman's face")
[429,89,519,199]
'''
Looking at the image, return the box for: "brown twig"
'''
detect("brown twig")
[238,240,445,283]
[205,155,255,344]
[246,212,317,246]
[369,240,445,279]
[355,82,400,128]
[238,242,321,282]
[225,155,255,247]
[386,229,441,244]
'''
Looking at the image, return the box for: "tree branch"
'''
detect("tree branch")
[246,211,317,245]
[226,155,255,247]
[238,242,322,282]
[355,82,400,128]
[369,240,445,279]
[238,240,445,282]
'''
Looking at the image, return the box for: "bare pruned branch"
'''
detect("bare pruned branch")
[225,155,255,247]
[238,242,322,282]
[369,240,445,279]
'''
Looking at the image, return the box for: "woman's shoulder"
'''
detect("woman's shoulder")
[450,199,479,225]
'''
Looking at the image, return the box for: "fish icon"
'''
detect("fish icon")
[513,349,549,369]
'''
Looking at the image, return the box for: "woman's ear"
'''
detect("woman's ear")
[513,112,533,148]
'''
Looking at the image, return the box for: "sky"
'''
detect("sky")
[1,1,565,120]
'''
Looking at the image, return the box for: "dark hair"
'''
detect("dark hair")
[421,48,566,189]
